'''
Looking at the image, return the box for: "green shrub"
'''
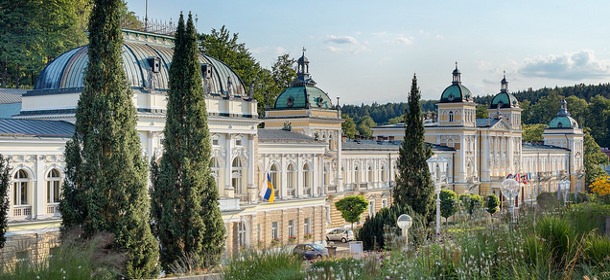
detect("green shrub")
[537,192,561,211]
[566,202,610,235]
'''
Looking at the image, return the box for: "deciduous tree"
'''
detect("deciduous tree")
[335,195,369,231]
[440,189,457,226]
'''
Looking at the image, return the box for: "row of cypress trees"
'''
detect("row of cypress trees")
[58,0,224,277]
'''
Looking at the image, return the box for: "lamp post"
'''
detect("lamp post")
[427,157,448,236]
[501,178,520,223]
[396,214,413,251]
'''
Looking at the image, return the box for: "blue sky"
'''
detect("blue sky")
[126,1,610,105]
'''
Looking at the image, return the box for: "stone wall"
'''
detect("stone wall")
[0,230,60,266]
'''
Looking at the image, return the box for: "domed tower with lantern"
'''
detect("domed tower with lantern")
[543,99,585,192]
[426,64,478,194]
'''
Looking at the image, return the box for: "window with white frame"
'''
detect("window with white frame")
[271,221,278,240]
[210,158,220,191]
[232,157,243,195]
[46,169,62,203]
[238,222,247,247]
[288,220,295,238]
[287,163,296,197]
[13,169,29,205]
[369,200,376,217]
[271,164,280,199]
[303,218,310,234]
[368,165,373,186]
[235,136,242,146]
[303,163,311,196]
[382,199,388,209]
[212,135,219,146]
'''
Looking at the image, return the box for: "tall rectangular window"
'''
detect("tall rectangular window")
[303,218,310,234]
[271,222,278,240]
[288,220,294,237]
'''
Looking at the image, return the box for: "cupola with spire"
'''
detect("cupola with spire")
[439,63,473,103]
[489,73,519,109]
[273,49,332,109]
[548,99,579,129]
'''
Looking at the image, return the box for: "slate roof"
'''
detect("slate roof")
[522,142,570,151]
[475,118,502,128]
[257,129,319,143]
[342,140,455,152]
[0,119,74,137]
[0,88,25,104]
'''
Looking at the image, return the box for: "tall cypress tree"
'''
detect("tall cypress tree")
[58,0,159,277]
[393,75,434,221]
[0,154,9,249]
[151,12,225,271]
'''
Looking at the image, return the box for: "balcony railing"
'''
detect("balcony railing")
[46,203,61,216]
[12,205,32,218]
[219,198,240,211]
[328,185,337,193]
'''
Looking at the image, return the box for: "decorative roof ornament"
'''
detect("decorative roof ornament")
[558,99,571,117]
[494,103,503,119]
[291,47,316,87]
[452,62,461,85]
[500,71,508,93]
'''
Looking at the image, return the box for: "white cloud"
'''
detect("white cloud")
[395,35,413,45]
[323,34,367,54]
[325,35,359,45]
[520,50,610,80]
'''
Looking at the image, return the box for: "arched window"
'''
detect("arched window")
[210,158,220,192]
[287,163,296,197]
[270,164,280,199]
[232,157,243,195]
[303,163,312,197]
[46,169,62,204]
[381,165,387,186]
[13,169,29,206]
[449,111,454,122]
[368,165,374,185]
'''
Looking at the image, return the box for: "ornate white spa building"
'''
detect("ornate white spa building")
[0,30,583,259]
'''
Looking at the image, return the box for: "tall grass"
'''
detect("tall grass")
[0,233,120,280]
[222,249,304,280]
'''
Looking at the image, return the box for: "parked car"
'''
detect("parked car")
[292,243,329,260]
[326,228,354,243]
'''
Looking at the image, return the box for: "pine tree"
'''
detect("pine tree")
[58,0,158,277]
[393,75,434,221]
[151,13,225,271]
[0,154,10,249]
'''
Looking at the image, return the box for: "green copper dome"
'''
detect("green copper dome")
[273,51,333,110]
[439,64,473,103]
[274,86,332,109]
[548,99,579,129]
[489,75,519,109]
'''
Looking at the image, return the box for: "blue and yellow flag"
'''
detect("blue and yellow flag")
[260,173,275,203]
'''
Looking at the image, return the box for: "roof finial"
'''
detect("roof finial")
[501,71,508,93]
[452,62,461,85]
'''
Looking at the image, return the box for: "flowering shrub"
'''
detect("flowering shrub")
[304,233,313,240]
[590,175,610,196]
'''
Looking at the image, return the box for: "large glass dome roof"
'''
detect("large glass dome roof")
[31,29,245,96]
